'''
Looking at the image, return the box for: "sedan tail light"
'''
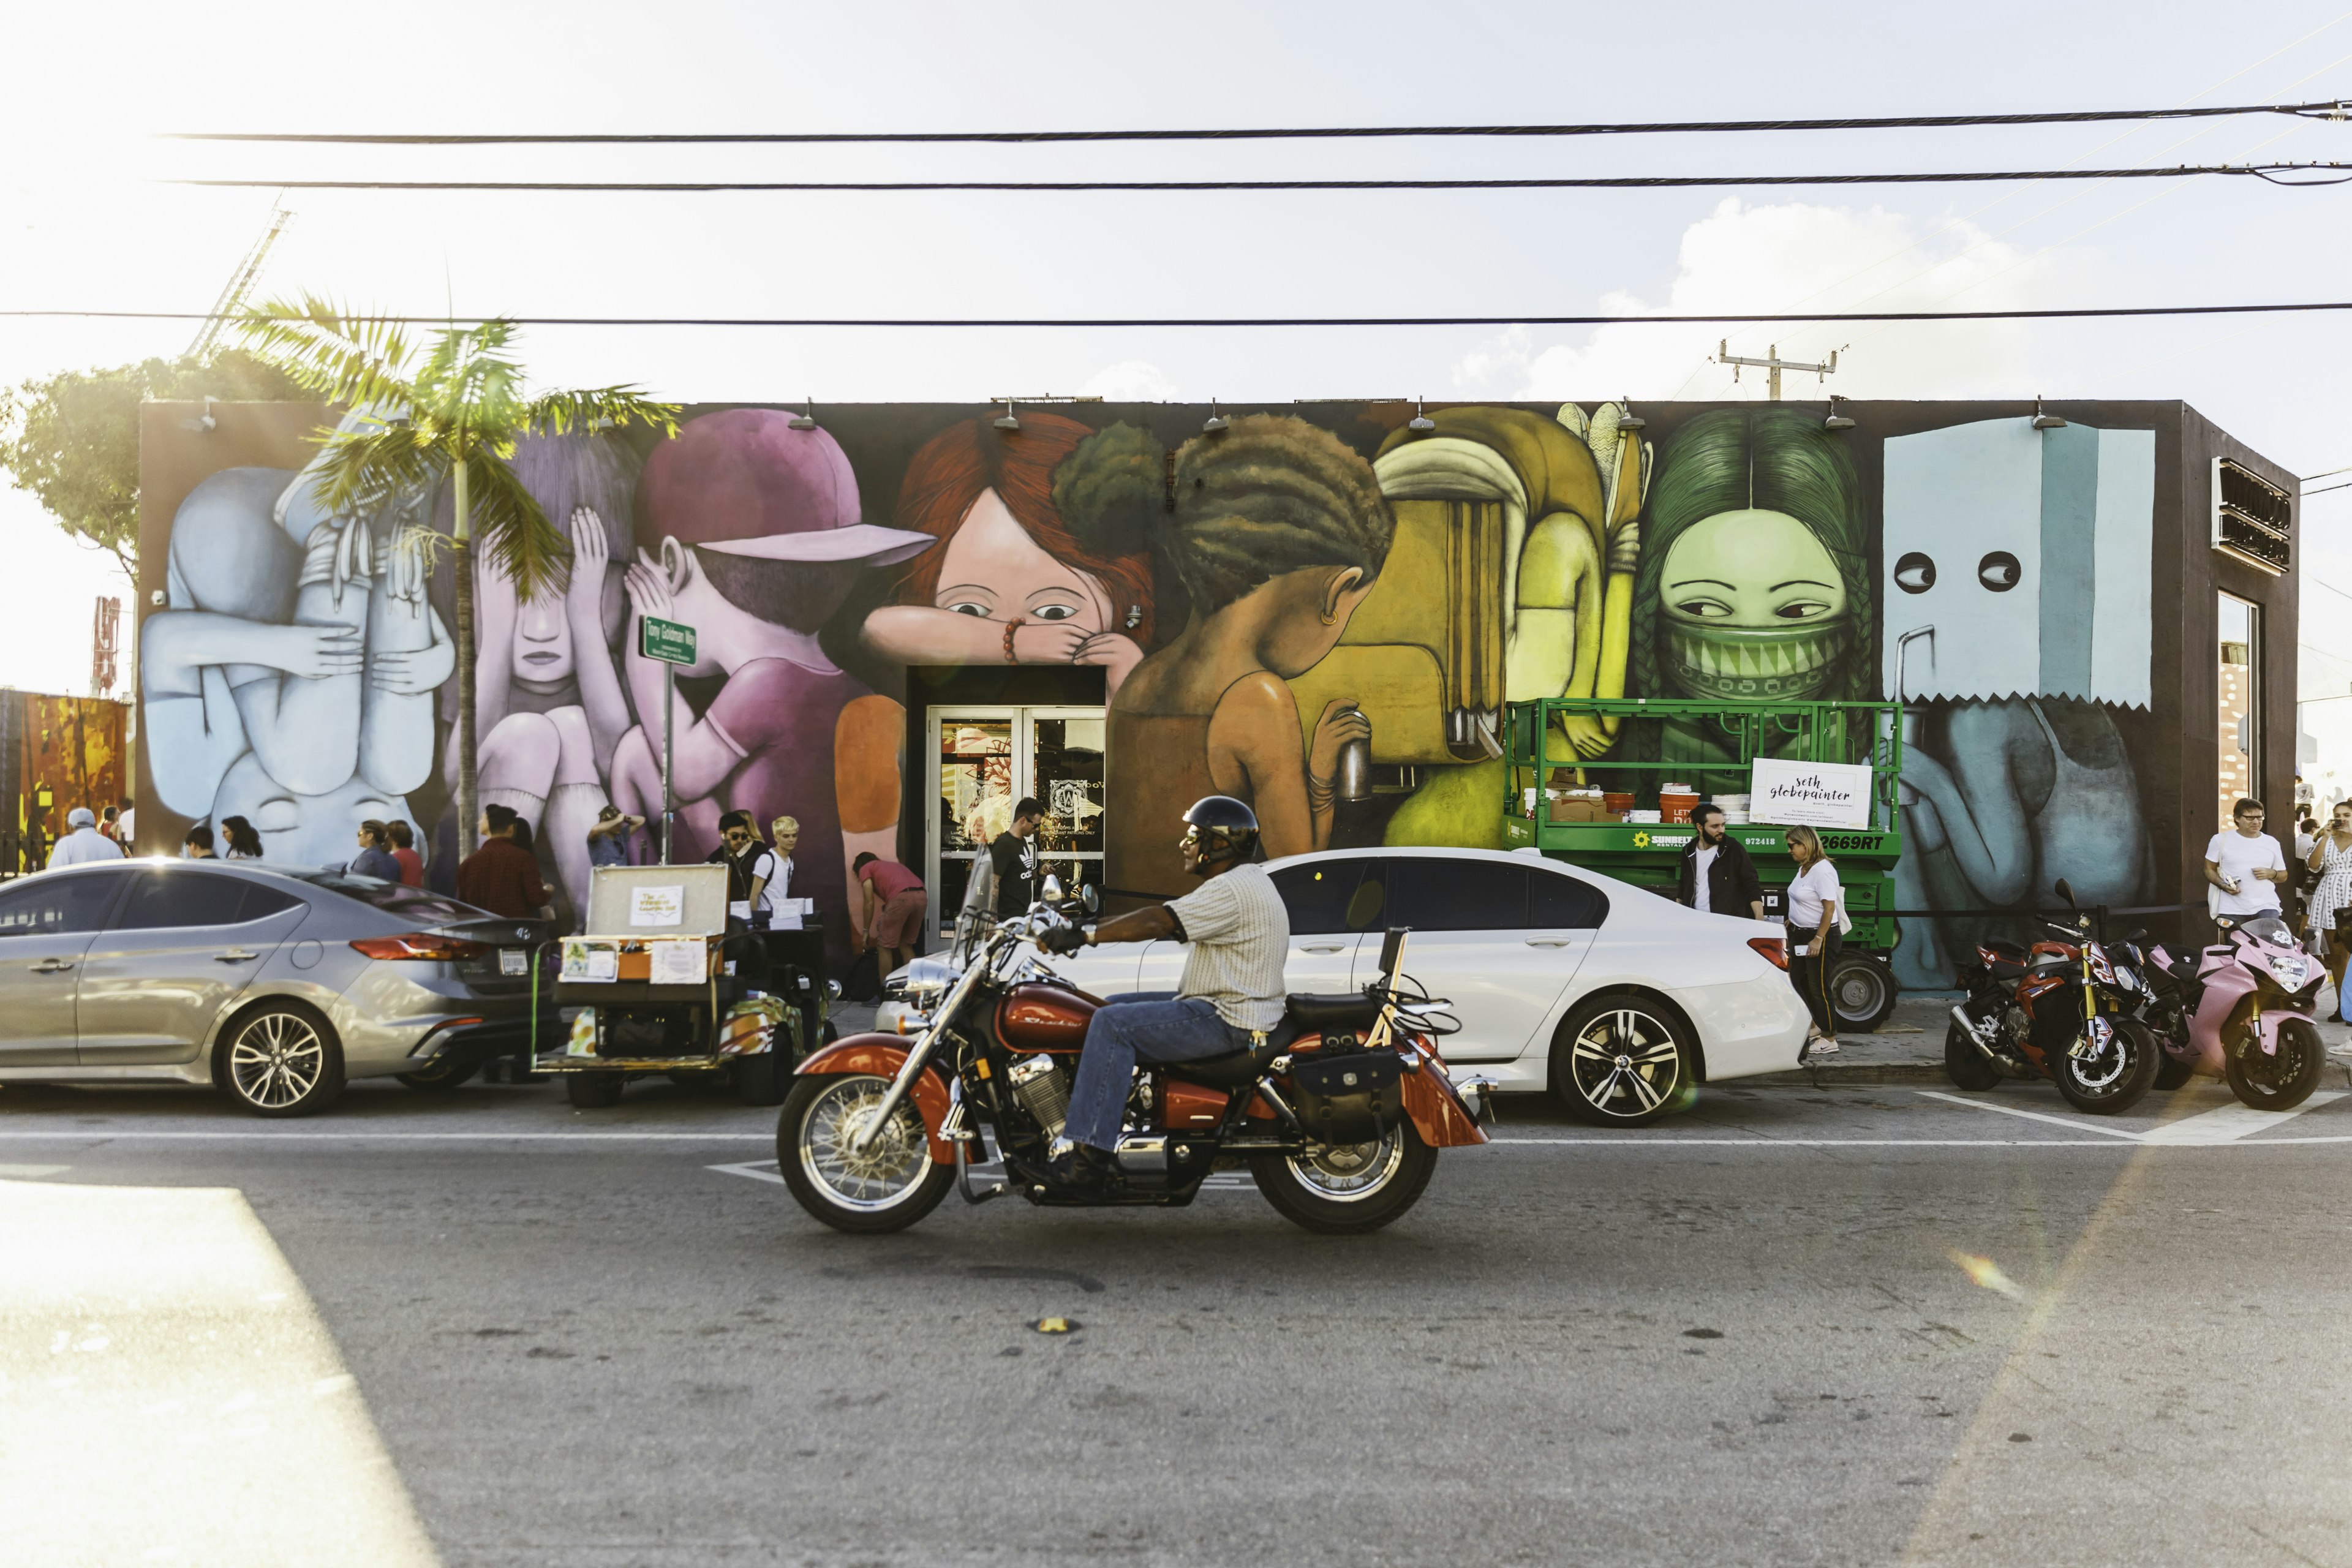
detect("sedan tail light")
[350,933,491,961]
[1747,937,1789,971]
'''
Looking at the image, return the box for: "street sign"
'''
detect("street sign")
[639,616,696,665]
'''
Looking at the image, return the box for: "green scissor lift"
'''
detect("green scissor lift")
[1501,696,1907,1032]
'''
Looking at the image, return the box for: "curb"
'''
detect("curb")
[1744,1063,1948,1088]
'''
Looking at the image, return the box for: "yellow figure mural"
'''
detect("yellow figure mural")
[1284,403,1649,847]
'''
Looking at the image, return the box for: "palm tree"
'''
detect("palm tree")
[237,295,677,857]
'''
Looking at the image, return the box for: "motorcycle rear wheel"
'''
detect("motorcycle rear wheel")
[2225,1019,2325,1112]
[2153,1054,2196,1090]
[1943,1020,2005,1090]
[1250,1121,1436,1235]
[778,1073,953,1234]
[2052,1017,2158,1115]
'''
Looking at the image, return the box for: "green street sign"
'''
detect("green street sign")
[639,616,696,666]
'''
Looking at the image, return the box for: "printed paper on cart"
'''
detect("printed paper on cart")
[629,885,685,927]
[1749,758,1874,830]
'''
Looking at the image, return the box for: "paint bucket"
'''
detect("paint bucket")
[1659,791,1700,824]
[1604,793,1635,815]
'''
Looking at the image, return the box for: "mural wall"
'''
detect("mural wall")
[137,398,2275,977]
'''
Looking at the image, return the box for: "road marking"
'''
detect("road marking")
[706,1159,786,1186]
[2138,1089,2345,1144]
[1912,1091,2147,1140]
[0,1129,776,1142]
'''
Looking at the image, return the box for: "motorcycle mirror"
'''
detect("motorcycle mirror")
[2054,878,2077,907]
[1080,883,1100,915]
[1378,926,1411,981]
[1039,873,1065,905]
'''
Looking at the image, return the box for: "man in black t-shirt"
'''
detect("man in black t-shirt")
[990,797,1044,918]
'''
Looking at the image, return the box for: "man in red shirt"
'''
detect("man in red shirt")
[456,804,550,919]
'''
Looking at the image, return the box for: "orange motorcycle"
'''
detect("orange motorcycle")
[777,895,1493,1235]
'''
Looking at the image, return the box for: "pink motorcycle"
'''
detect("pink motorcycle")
[2144,912,2328,1110]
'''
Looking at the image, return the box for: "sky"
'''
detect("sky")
[7,0,2352,706]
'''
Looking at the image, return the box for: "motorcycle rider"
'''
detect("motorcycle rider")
[1039,795,1290,1186]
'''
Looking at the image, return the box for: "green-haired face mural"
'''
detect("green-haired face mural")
[1633,408,1871,705]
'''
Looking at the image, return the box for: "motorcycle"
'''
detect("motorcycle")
[1943,878,2159,1114]
[2143,911,2328,1110]
[775,883,1494,1235]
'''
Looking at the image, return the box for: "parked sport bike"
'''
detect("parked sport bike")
[1943,879,2159,1114]
[2142,911,2327,1110]
[776,885,1494,1235]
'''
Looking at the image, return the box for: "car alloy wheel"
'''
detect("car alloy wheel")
[1555,996,1691,1128]
[221,1005,345,1117]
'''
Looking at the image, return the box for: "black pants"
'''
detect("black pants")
[1787,923,1842,1035]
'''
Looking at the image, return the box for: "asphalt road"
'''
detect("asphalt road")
[8,1073,2352,1567]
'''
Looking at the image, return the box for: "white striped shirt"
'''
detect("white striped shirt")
[1166,862,1292,1030]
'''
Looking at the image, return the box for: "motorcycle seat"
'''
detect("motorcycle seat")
[1284,991,1385,1031]
[1983,938,2029,960]
[1166,993,1383,1090]
[1986,958,2027,981]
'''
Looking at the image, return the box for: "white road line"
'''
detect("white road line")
[0,1129,776,1142]
[1485,1137,2149,1147]
[706,1159,787,1186]
[2139,1090,2346,1144]
[1912,1091,2149,1140]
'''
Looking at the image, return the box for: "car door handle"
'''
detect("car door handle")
[29,959,74,973]
[1300,944,1347,954]
[1525,938,1574,948]
[215,949,260,963]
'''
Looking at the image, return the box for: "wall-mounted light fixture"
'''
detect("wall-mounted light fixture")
[1615,398,1646,432]
[1823,395,1856,431]
[789,399,818,431]
[1202,398,1229,435]
[1408,398,1436,433]
[2032,396,2068,431]
[993,399,1021,432]
[179,398,217,434]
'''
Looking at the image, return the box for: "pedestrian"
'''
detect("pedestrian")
[116,797,135,850]
[586,805,643,872]
[97,804,120,843]
[182,824,217,859]
[384,820,426,888]
[767,816,802,929]
[456,804,552,921]
[46,807,123,868]
[1782,824,1845,1058]
[2206,796,2288,928]
[218,815,264,859]
[2297,816,2319,862]
[350,820,404,882]
[707,810,778,927]
[992,796,1043,919]
[854,851,928,974]
[2306,800,2352,987]
[1676,802,1765,919]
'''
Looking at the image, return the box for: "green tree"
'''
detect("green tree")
[0,350,304,579]
[235,296,677,857]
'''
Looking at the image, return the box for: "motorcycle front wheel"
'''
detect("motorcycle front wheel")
[2052,1016,2158,1115]
[2225,1018,2325,1112]
[1250,1120,1436,1235]
[778,1073,954,1234]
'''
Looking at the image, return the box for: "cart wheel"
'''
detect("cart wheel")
[565,1072,625,1109]
[1829,953,1898,1034]
[733,1051,788,1106]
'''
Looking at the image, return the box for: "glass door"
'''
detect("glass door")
[2219,593,2261,832]
[925,706,1107,947]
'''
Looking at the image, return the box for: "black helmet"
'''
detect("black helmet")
[1182,795,1259,861]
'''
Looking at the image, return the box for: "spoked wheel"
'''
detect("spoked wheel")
[1551,994,1695,1128]
[1250,1120,1436,1235]
[216,1003,345,1118]
[778,1074,952,1234]
[396,1056,479,1091]
[2225,1018,2326,1111]
[2052,1016,2159,1115]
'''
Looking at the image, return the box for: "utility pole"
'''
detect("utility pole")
[1715,341,1841,401]
[187,199,295,360]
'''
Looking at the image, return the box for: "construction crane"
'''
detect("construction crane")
[186,198,294,360]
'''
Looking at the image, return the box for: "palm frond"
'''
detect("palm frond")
[235,294,418,410]
[527,386,681,440]
[463,449,571,605]
[303,424,443,521]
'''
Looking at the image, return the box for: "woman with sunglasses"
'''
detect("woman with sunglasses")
[708,811,778,930]
[1783,824,1842,1058]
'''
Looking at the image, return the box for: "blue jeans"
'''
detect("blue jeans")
[1064,991,1251,1152]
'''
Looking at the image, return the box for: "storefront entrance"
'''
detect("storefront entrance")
[924,706,1106,948]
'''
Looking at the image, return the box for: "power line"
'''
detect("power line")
[20,301,2352,329]
[163,162,2352,195]
[159,99,2352,145]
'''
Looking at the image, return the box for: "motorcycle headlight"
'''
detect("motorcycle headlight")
[2267,955,2311,989]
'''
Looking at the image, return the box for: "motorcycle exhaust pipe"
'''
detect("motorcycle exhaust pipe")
[1950,1005,2004,1065]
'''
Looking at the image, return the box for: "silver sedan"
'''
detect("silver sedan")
[0,859,556,1115]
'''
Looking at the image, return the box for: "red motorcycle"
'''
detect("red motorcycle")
[1943,879,2159,1114]
[777,894,1493,1235]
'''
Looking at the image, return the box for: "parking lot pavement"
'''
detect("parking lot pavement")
[11,1071,2352,1565]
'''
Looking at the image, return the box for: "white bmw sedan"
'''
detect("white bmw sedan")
[1033,846,1808,1126]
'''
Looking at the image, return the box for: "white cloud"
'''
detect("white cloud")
[1075,360,1181,402]
[1453,198,2107,405]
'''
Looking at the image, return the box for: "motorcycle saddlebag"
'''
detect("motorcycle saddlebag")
[1288,1050,1404,1145]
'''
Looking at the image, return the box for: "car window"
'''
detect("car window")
[284,871,480,926]
[0,874,119,937]
[1269,861,1368,936]
[1529,867,1610,930]
[113,869,274,930]
[1384,857,1528,932]
[238,883,305,919]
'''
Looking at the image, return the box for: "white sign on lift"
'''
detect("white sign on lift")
[1749,758,1874,830]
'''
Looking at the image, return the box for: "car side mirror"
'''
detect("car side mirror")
[1039,873,1065,905]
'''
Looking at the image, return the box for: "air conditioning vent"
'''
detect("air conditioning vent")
[2212,458,2292,576]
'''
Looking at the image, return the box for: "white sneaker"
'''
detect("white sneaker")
[1806,1038,1841,1057]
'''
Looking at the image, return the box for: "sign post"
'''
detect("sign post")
[638,616,697,864]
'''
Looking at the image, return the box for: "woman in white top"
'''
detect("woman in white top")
[2305,799,2352,991]
[1782,824,1844,1058]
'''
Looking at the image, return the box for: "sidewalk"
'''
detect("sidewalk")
[1765,987,2352,1087]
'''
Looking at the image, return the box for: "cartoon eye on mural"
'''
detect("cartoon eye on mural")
[1099,414,1394,897]
[140,405,454,866]
[862,413,1155,695]
[1881,417,2157,988]
[606,409,933,957]
[448,431,642,919]
[1338,402,1650,848]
